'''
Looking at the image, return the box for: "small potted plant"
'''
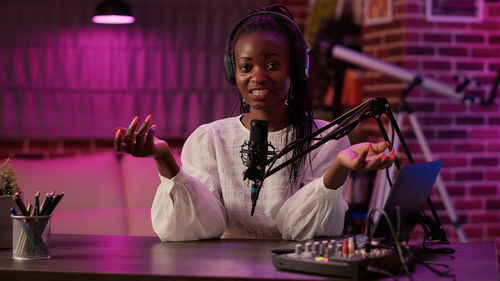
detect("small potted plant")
[0,158,21,248]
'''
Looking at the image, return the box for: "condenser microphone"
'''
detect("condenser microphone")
[243,119,269,183]
[240,119,270,216]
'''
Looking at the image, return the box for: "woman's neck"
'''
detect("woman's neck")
[241,111,288,132]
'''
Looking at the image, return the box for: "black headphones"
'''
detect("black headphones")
[222,10,310,85]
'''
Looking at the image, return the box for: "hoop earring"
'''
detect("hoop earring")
[285,85,293,106]
[242,99,247,106]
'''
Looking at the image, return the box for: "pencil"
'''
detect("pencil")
[27,204,35,216]
[35,191,40,216]
[39,193,53,216]
[46,192,64,215]
[13,192,29,216]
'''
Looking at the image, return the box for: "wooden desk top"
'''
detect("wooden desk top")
[0,234,498,280]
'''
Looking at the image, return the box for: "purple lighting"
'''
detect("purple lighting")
[92,15,135,24]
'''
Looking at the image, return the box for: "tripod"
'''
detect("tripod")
[369,79,468,242]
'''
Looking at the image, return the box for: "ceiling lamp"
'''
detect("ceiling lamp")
[92,0,135,24]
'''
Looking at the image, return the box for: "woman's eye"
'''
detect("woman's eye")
[266,62,280,70]
[239,64,251,73]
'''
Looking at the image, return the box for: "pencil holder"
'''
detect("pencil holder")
[11,215,51,260]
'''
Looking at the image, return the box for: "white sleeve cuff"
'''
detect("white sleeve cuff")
[316,174,345,200]
[158,167,186,194]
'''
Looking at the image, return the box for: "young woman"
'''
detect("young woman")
[114,5,395,241]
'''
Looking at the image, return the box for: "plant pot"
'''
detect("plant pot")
[0,195,17,248]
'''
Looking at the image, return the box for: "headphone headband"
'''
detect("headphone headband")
[222,10,310,85]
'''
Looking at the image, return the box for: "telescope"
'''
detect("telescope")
[315,41,499,107]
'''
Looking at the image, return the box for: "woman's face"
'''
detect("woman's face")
[233,31,291,115]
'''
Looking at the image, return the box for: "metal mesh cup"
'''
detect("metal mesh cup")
[11,215,51,260]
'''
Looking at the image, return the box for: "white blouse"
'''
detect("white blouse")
[151,116,350,241]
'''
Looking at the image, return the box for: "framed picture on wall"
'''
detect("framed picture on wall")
[426,0,484,22]
[364,0,393,26]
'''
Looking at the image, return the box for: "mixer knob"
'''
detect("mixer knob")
[303,242,313,258]
[304,242,312,252]
[319,241,328,256]
[294,243,302,255]
[326,245,333,258]
[312,241,320,255]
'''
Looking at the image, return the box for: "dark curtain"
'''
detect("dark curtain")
[0,0,266,138]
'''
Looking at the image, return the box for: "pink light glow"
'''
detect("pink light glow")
[92,15,135,24]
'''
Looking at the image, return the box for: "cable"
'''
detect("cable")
[366,265,397,280]
[384,119,396,188]
[423,244,456,257]
[395,206,401,243]
[416,215,455,254]
[367,208,414,281]
[422,239,456,255]
[385,166,393,187]
[412,251,456,280]
[409,215,457,279]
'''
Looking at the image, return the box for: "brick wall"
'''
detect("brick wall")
[360,0,500,256]
[0,138,184,160]
[0,139,113,159]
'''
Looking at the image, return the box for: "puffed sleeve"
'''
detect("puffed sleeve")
[151,125,227,241]
[276,129,351,241]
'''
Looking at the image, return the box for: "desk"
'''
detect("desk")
[0,234,497,280]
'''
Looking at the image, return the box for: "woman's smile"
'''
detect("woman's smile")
[249,88,272,100]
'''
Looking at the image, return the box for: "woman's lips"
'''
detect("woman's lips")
[250,89,270,101]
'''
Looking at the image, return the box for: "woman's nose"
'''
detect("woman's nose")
[250,67,267,83]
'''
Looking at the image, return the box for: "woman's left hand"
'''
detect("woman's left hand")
[337,141,396,171]
[323,141,396,190]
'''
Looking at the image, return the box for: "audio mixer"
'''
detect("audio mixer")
[272,237,409,280]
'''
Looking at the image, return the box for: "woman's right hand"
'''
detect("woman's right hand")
[114,115,170,159]
[114,115,180,179]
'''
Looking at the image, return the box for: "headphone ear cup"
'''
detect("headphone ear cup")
[223,51,236,85]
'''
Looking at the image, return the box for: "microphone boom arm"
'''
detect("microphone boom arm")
[256,97,447,242]
[263,98,408,179]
